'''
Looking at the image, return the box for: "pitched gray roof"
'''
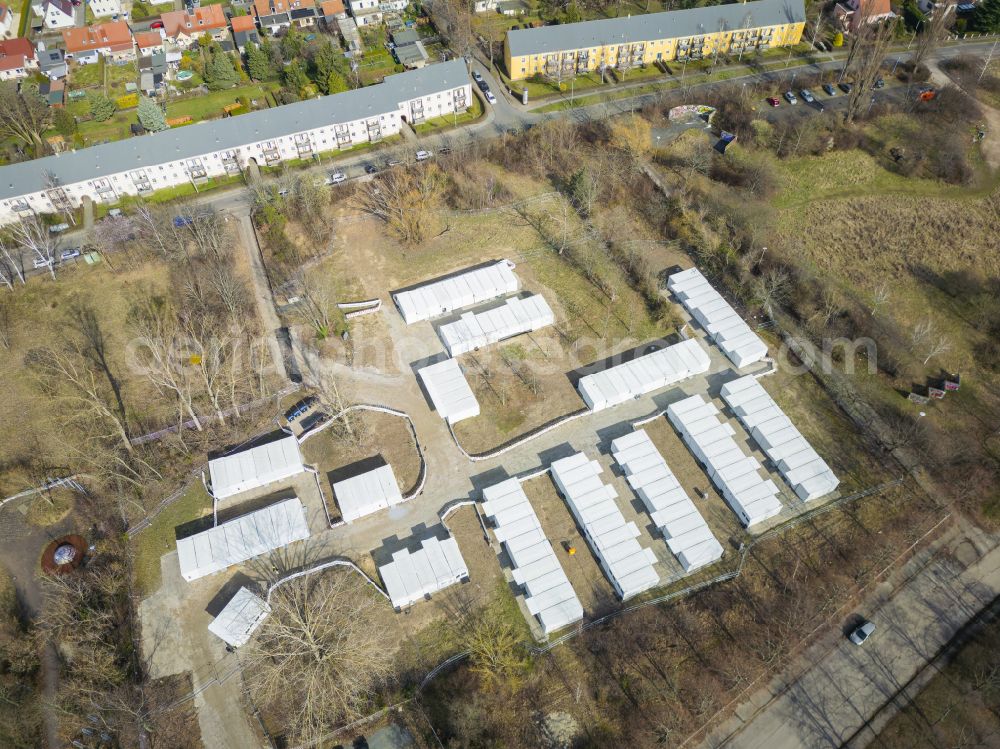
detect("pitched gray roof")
[0,60,468,200]
[506,0,805,57]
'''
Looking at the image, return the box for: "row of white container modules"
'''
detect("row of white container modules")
[378,535,470,610]
[417,358,481,424]
[577,338,712,412]
[393,260,519,324]
[720,376,840,501]
[611,430,725,572]
[481,478,584,635]
[438,294,555,357]
[667,395,783,528]
[550,453,661,600]
[667,268,769,369]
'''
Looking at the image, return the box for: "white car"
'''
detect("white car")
[849,620,876,645]
[472,70,483,83]
[325,172,347,185]
[60,248,81,261]
[485,91,497,104]
[415,150,432,162]
[783,91,798,104]
[33,256,52,269]
[48,223,70,234]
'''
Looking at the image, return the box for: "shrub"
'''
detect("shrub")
[116,93,138,109]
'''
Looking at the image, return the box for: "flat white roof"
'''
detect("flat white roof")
[417,358,480,424]
[207,587,271,648]
[379,535,469,609]
[611,429,724,573]
[438,294,554,357]
[176,497,310,582]
[720,375,839,502]
[481,478,583,634]
[550,453,660,600]
[393,260,519,324]
[667,395,782,528]
[208,436,305,500]
[332,463,404,523]
[577,338,712,412]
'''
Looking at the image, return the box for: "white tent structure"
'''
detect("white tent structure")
[438,294,555,357]
[417,358,480,424]
[332,463,404,523]
[393,260,519,324]
[481,478,583,635]
[177,497,310,582]
[577,338,711,412]
[667,395,783,528]
[667,268,769,369]
[378,536,469,610]
[550,453,660,600]
[208,436,305,500]
[207,587,271,648]
[611,430,724,572]
[720,376,839,501]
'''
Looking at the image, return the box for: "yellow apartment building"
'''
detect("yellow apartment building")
[504,0,805,81]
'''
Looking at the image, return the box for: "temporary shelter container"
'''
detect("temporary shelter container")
[667,395,783,528]
[176,497,310,582]
[207,587,271,648]
[549,453,660,599]
[481,478,583,634]
[378,535,469,609]
[332,463,404,523]
[720,375,839,501]
[611,430,724,572]
[207,436,305,500]
[667,268,769,369]
[577,338,711,412]
[438,294,555,357]
[417,358,480,424]
[393,260,519,324]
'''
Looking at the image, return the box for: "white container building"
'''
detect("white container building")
[667,395,782,528]
[549,453,660,599]
[720,375,839,501]
[417,358,480,424]
[207,436,305,500]
[481,478,583,634]
[438,294,554,357]
[666,268,769,369]
[577,338,712,412]
[176,497,311,582]
[207,587,271,648]
[611,430,724,572]
[332,463,404,523]
[378,535,469,610]
[393,260,519,324]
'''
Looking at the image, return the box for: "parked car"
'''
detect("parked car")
[766,96,780,107]
[277,188,290,197]
[471,70,484,83]
[485,91,497,104]
[814,101,825,112]
[822,83,836,96]
[325,171,347,185]
[386,159,403,168]
[364,163,378,174]
[799,89,815,103]
[60,248,81,261]
[415,149,432,161]
[839,81,853,94]
[874,77,885,89]
[33,256,52,269]
[108,208,123,218]
[150,19,163,28]
[476,78,490,93]
[438,146,452,154]
[783,90,798,104]
[849,619,876,645]
[48,222,70,234]
[285,396,318,423]
[172,215,193,228]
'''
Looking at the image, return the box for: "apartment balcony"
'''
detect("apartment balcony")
[132,180,153,196]
[335,129,352,148]
[96,185,117,201]
[221,156,241,176]
[46,189,71,211]
[262,147,281,166]
[294,138,314,158]
[11,200,31,215]
[454,91,467,109]
[186,167,209,183]
[409,103,425,123]
[366,120,382,142]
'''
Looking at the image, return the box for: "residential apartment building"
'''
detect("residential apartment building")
[504,0,805,81]
[62,21,136,64]
[0,60,471,226]
[0,38,36,80]
[161,5,229,46]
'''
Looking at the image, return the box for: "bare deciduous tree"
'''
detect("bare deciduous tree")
[870,282,891,316]
[242,571,393,745]
[353,165,444,245]
[10,214,57,279]
[844,16,897,123]
[0,81,51,153]
[753,268,790,318]
[463,595,529,690]
[912,4,953,72]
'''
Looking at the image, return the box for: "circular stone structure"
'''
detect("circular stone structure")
[41,535,87,575]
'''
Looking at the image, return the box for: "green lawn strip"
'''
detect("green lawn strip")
[165,84,269,121]
[132,482,213,598]
[77,111,133,145]
[17,0,31,36]
[413,96,484,134]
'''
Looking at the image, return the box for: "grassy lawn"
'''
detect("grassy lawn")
[130,0,173,19]
[69,59,104,89]
[105,62,138,96]
[413,95,484,134]
[77,111,133,145]
[166,84,272,122]
[132,483,213,598]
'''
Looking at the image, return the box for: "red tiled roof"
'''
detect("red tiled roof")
[319,0,344,16]
[62,21,133,54]
[252,0,315,18]
[134,30,163,49]
[230,14,257,32]
[160,4,228,38]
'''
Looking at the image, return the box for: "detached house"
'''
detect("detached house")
[62,21,136,64]
[35,0,75,30]
[134,30,164,56]
[38,47,67,78]
[87,0,123,18]
[319,0,346,24]
[834,0,895,32]
[230,15,260,53]
[348,0,382,26]
[160,5,229,47]
[0,38,36,80]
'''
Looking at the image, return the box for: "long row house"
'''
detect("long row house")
[0,60,470,226]
[504,0,804,81]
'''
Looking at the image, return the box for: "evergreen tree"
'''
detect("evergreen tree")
[88,92,116,121]
[326,70,349,94]
[137,96,168,132]
[53,108,77,138]
[281,26,304,60]
[283,59,310,94]
[972,0,1000,32]
[245,42,273,81]
[205,50,239,90]
[312,40,343,91]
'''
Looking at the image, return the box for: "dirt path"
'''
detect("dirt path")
[927,59,1000,172]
